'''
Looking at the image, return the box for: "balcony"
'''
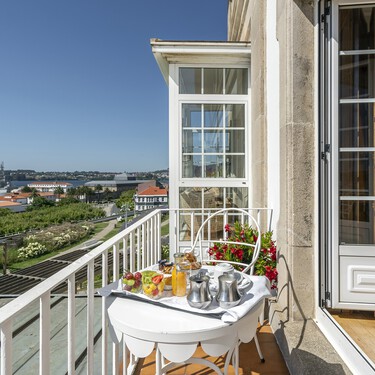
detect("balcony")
[0,208,288,374]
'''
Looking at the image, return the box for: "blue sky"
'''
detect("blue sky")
[0,1,227,173]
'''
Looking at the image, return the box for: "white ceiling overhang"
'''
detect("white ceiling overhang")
[150,39,251,84]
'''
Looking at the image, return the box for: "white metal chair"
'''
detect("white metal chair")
[188,207,267,365]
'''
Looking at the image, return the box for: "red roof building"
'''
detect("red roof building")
[134,186,168,212]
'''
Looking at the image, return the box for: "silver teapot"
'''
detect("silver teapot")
[187,273,212,309]
[216,273,242,309]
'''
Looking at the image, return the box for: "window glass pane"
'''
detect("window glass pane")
[225,130,245,153]
[182,155,202,178]
[339,55,375,99]
[204,130,223,153]
[340,200,375,244]
[340,7,375,51]
[339,103,375,147]
[182,104,201,127]
[204,155,223,178]
[340,152,375,196]
[203,68,223,94]
[180,187,202,208]
[178,214,203,242]
[225,68,248,95]
[203,187,224,209]
[180,68,201,94]
[226,187,248,208]
[204,104,223,127]
[225,104,245,127]
[183,130,201,153]
[226,155,245,178]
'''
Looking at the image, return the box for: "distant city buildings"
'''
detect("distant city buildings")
[27,181,73,193]
[134,186,168,212]
[84,173,164,199]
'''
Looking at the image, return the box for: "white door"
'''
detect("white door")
[331,1,375,309]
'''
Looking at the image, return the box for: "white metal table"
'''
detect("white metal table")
[105,274,269,375]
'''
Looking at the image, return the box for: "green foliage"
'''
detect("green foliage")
[116,189,135,210]
[27,196,55,210]
[0,203,105,236]
[209,222,278,289]
[161,244,170,260]
[57,197,80,205]
[0,208,11,217]
[54,186,64,196]
[21,186,32,193]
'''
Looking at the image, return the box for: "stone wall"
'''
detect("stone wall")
[276,0,315,321]
[228,0,316,320]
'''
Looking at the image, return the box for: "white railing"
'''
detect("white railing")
[0,207,272,375]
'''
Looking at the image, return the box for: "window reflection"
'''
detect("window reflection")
[340,103,375,148]
[204,68,223,94]
[225,68,248,95]
[339,5,375,245]
[180,68,201,94]
[340,200,374,244]
[178,187,248,241]
[340,152,375,196]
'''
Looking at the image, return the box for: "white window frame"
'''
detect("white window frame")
[173,63,251,190]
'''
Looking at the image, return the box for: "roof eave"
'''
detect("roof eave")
[150,39,251,85]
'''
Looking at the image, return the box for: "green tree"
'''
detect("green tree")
[21,186,32,193]
[0,208,11,217]
[116,189,135,210]
[30,188,40,198]
[54,186,64,199]
[67,187,77,198]
[77,186,92,203]
[27,196,55,210]
[95,184,103,203]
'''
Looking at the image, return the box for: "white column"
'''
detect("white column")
[266,0,280,235]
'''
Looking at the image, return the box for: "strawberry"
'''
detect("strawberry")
[152,275,163,285]
[152,288,159,296]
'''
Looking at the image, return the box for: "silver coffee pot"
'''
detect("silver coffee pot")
[187,273,212,309]
[216,273,242,309]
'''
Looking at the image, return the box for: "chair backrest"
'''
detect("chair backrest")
[188,208,262,274]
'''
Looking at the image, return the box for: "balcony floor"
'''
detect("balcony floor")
[124,321,289,374]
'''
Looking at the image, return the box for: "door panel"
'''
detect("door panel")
[340,256,375,303]
[332,3,375,309]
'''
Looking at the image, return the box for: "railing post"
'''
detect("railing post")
[87,260,94,375]
[1,320,13,375]
[141,223,146,269]
[123,235,128,272]
[68,274,76,375]
[129,232,135,272]
[157,212,161,260]
[40,292,51,375]
[102,251,108,375]
[113,243,119,282]
[146,220,151,267]
[137,227,141,271]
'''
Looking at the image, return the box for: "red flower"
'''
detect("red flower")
[236,249,244,260]
[224,224,230,232]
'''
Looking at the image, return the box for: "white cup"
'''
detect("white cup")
[214,263,234,283]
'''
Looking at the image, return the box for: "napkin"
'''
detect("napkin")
[221,275,271,323]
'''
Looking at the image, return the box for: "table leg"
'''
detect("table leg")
[156,346,162,375]
[123,339,128,375]
[234,341,239,375]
